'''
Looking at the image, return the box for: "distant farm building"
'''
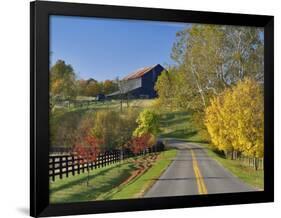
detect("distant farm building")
[96,93,106,101]
[107,64,166,99]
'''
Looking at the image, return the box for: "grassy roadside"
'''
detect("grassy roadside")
[50,158,137,203]
[201,144,264,190]
[99,149,178,200]
[50,149,177,203]
[156,110,264,190]
[158,110,206,143]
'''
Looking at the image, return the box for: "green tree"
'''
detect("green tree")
[170,24,264,111]
[84,80,101,97]
[133,109,160,137]
[50,60,77,100]
[154,69,174,109]
[91,109,138,150]
[77,79,88,96]
[103,80,118,94]
[158,24,264,139]
[50,109,84,147]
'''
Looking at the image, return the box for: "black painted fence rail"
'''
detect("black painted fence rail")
[49,143,164,181]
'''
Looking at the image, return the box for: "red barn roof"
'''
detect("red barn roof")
[123,65,157,80]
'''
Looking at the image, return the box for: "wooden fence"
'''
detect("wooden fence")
[53,99,106,109]
[224,151,264,170]
[238,156,264,170]
[49,150,120,181]
[49,144,164,181]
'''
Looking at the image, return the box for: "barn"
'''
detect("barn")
[107,64,166,99]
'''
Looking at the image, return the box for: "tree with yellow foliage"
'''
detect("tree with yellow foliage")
[50,60,77,99]
[133,109,159,137]
[204,92,235,157]
[205,79,264,169]
[230,79,264,159]
[50,60,77,110]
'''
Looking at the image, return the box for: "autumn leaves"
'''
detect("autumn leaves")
[154,24,264,167]
[205,79,264,164]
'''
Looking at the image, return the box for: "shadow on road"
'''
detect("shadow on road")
[151,176,230,181]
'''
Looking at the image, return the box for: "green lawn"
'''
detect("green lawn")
[158,110,206,143]
[98,149,178,200]
[50,158,137,203]
[51,100,263,199]
[50,149,177,203]
[54,99,157,112]
[50,99,156,132]
[202,144,264,190]
[157,110,264,190]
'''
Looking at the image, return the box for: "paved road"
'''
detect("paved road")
[145,140,256,198]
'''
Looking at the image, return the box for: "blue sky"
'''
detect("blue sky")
[50,16,188,81]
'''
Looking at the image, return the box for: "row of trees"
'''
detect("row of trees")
[204,79,264,169]
[155,24,264,164]
[155,24,264,139]
[86,109,159,154]
[77,78,118,97]
[51,107,160,154]
[69,109,160,186]
[50,60,118,100]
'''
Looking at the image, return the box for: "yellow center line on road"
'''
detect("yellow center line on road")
[190,149,208,195]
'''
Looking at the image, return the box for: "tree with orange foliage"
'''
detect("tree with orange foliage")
[72,135,103,186]
[130,133,154,155]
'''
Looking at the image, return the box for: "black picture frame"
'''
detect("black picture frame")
[30,1,274,217]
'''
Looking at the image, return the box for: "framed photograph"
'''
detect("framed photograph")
[30,1,274,217]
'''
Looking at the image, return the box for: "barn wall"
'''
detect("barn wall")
[139,64,164,98]
[107,64,165,99]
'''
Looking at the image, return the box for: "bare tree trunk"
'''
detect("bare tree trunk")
[233,150,237,160]
[254,157,258,171]
[126,95,129,108]
[190,59,206,108]
[120,98,123,112]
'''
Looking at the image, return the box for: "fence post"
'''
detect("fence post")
[52,156,55,181]
[78,157,80,174]
[59,156,63,179]
[90,159,93,170]
[100,154,103,167]
[66,156,69,178]
[82,158,85,173]
[97,154,100,168]
[104,152,108,166]
[101,153,105,167]
[72,155,75,176]
[87,157,89,174]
